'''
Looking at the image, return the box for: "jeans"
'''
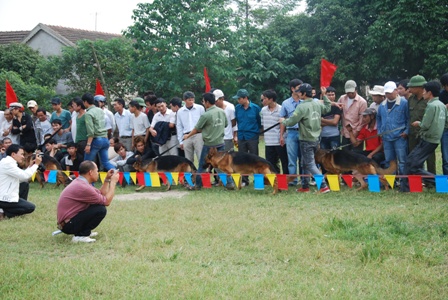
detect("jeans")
[286,130,304,185]
[320,135,340,150]
[441,129,448,175]
[62,205,107,237]
[300,140,327,189]
[383,138,408,177]
[84,137,115,171]
[195,144,225,188]
[400,140,438,192]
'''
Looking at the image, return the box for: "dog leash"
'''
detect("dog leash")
[334,126,406,151]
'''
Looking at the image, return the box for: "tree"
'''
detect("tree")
[125,0,241,99]
[0,43,44,83]
[56,38,135,99]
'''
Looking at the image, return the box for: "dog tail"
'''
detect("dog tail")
[376,160,397,175]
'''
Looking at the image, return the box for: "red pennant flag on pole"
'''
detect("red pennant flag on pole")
[320,59,337,87]
[204,67,211,92]
[5,80,18,108]
[408,175,423,193]
[95,79,105,96]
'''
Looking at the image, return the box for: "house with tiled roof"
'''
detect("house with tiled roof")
[0,23,121,57]
[0,23,122,94]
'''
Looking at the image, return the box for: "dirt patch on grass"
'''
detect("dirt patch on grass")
[115,191,189,201]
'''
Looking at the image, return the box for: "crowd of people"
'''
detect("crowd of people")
[1,72,447,242]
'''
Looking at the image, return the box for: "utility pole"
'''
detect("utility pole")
[90,42,111,110]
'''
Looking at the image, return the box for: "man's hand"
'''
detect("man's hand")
[150,129,157,137]
[279,117,285,123]
[367,153,373,159]
[84,145,91,154]
[33,155,42,166]
[320,86,327,94]
[280,136,285,147]
[346,124,353,132]
[400,133,408,139]
[411,121,421,127]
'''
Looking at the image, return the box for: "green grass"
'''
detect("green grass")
[1,182,447,299]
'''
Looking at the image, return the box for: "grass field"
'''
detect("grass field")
[0,179,447,299]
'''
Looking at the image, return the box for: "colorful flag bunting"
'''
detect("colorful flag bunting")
[327,175,340,191]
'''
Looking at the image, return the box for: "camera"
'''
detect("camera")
[37,163,46,173]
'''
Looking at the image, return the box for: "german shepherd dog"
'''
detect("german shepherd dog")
[315,149,397,190]
[132,155,197,191]
[204,148,279,194]
[24,153,69,188]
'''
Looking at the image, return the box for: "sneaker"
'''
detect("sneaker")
[135,185,145,191]
[72,236,96,243]
[186,185,201,191]
[90,232,98,237]
[296,187,310,193]
[309,179,316,186]
[241,182,248,187]
[318,186,331,194]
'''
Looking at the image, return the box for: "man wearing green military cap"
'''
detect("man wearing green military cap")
[407,75,436,174]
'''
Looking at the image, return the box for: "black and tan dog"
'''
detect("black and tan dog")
[133,155,197,191]
[24,153,69,188]
[315,149,397,190]
[204,148,279,194]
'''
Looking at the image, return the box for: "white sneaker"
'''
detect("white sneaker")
[72,236,96,243]
[90,232,98,237]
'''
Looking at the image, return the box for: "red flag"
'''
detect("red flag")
[320,59,337,87]
[341,175,353,188]
[95,79,105,96]
[5,80,18,108]
[277,174,288,191]
[201,173,212,188]
[408,175,423,193]
[203,67,211,92]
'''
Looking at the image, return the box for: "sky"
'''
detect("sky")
[0,0,145,34]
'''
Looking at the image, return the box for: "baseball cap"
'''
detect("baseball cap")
[345,80,357,93]
[368,85,385,96]
[361,107,376,116]
[232,89,249,99]
[384,81,397,93]
[94,95,106,102]
[27,100,38,108]
[9,102,24,109]
[213,89,224,100]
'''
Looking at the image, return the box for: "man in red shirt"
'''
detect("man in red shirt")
[57,161,119,243]
[347,107,385,165]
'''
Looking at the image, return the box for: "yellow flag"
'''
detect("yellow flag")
[99,172,107,183]
[171,172,179,185]
[130,172,137,184]
[31,172,36,182]
[150,172,161,187]
[231,174,241,188]
[327,175,340,191]
[384,175,396,189]
[266,174,276,187]
[63,171,70,177]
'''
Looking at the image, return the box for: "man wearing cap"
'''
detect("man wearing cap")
[128,100,150,150]
[94,95,116,138]
[280,85,333,193]
[407,75,436,174]
[50,97,72,132]
[377,81,409,181]
[10,102,37,153]
[214,89,237,151]
[401,81,448,192]
[348,107,384,165]
[113,98,133,151]
[176,91,205,164]
[232,88,261,186]
[82,93,115,171]
[337,80,368,151]
[368,85,385,112]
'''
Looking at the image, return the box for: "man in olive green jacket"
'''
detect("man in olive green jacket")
[401,81,448,192]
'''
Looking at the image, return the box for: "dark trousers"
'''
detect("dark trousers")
[400,140,438,192]
[408,134,436,174]
[62,205,107,237]
[265,145,289,174]
[239,137,259,184]
[0,182,35,218]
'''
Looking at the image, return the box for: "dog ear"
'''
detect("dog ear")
[135,155,142,162]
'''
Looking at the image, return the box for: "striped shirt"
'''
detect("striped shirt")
[261,103,282,146]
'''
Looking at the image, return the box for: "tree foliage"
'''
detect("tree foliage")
[125,0,241,99]
[56,38,135,98]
